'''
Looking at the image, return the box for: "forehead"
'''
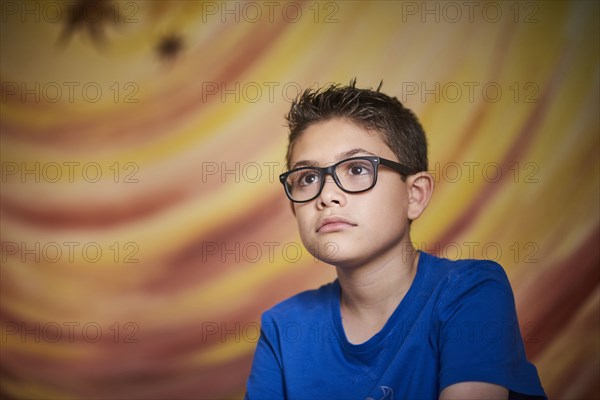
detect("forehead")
[289,118,395,166]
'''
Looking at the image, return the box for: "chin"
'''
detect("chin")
[303,240,360,266]
[304,241,335,262]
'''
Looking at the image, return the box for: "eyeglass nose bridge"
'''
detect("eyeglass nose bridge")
[313,164,343,199]
[322,163,340,180]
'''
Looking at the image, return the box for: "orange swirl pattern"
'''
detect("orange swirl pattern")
[1,1,598,399]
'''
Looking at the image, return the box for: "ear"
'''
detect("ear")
[406,171,434,221]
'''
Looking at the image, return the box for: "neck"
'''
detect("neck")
[336,243,420,319]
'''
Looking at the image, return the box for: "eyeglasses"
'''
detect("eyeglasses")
[279,156,415,203]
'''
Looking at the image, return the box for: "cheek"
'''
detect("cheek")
[358,181,410,233]
[294,209,325,259]
[371,176,408,208]
[294,207,314,240]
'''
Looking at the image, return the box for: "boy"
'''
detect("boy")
[245,81,546,399]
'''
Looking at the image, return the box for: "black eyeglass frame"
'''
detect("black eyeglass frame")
[279,156,415,203]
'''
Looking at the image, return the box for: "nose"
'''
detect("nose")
[317,175,345,208]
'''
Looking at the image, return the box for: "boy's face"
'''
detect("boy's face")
[288,118,415,268]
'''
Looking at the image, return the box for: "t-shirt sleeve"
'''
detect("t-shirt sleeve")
[245,313,285,400]
[435,261,546,398]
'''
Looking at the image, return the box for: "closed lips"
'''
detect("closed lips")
[316,217,357,232]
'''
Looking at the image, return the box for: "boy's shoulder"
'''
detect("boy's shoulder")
[421,251,508,282]
[419,252,515,308]
[261,281,337,322]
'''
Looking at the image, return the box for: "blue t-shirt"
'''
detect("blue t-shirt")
[245,252,546,399]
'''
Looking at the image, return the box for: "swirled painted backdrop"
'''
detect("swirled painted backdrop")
[1,1,598,398]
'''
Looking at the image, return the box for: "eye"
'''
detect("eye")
[345,161,372,176]
[297,170,320,186]
[349,165,365,175]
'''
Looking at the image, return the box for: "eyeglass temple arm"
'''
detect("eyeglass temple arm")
[379,158,416,176]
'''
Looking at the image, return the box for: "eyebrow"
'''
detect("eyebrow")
[291,148,377,168]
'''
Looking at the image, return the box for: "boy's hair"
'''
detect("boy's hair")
[285,79,428,176]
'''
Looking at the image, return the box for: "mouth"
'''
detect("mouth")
[316,216,357,233]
